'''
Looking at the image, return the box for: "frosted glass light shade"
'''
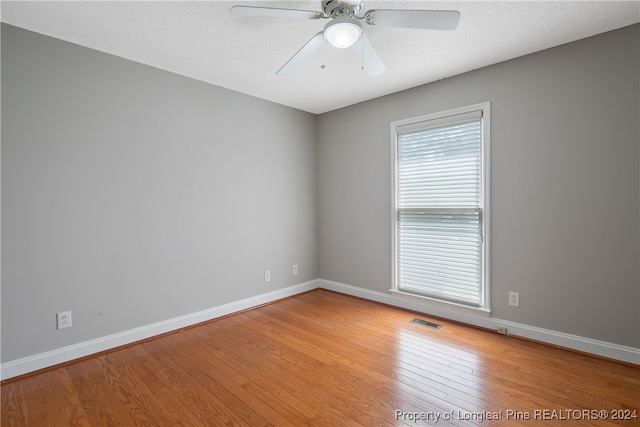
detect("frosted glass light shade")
[324,20,362,48]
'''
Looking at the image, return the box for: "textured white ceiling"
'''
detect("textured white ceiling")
[2,1,639,113]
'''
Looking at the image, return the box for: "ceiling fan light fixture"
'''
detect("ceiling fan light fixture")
[324,19,362,48]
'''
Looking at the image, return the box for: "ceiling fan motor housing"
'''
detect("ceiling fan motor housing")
[322,0,363,18]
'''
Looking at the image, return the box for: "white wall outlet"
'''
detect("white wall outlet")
[293,264,298,275]
[497,326,508,335]
[57,311,72,329]
[264,270,271,282]
[509,291,520,307]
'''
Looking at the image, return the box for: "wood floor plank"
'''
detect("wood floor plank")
[65,358,134,427]
[165,331,304,427]
[245,304,516,424]
[49,367,92,426]
[187,328,320,421]
[152,332,270,427]
[195,317,370,427]
[252,301,499,418]
[37,368,75,427]
[119,345,208,427]
[14,375,45,426]
[188,328,368,427]
[0,381,24,427]
[2,289,638,426]
[98,350,172,426]
[238,308,463,418]
[140,339,253,426]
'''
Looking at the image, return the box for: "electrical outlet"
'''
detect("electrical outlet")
[293,264,298,275]
[497,326,508,335]
[57,311,72,329]
[264,270,271,282]
[509,291,520,307]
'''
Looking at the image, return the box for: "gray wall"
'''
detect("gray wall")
[3,22,639,364]
[1,24,317,362]
[317,24,639,348]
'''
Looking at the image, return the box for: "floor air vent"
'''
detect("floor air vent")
[410,318,442,329]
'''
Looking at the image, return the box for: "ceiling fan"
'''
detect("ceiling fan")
[230,0,460,76]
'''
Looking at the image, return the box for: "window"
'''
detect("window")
[391,103,490,309]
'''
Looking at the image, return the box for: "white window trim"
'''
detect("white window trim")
[390,102,491,312]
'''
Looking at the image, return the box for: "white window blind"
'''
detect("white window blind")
[394,108,486,307]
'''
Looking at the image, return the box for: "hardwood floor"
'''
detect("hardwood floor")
[2,289,639,426]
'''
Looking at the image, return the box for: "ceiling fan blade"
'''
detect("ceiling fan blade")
[276,32,324,76]
[365,9,460,30]
[231,5,324,20]
[351,33,386,77]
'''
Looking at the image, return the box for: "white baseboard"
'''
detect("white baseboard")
[3,277,637,380]
[318,278,640,365]
[0,280,319,381]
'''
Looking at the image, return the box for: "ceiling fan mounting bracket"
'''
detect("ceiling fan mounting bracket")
[362,10,374,25]
[322,0,363,19]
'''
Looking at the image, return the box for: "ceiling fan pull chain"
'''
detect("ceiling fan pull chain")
[321,38,326,69]
[361,35,364,70]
